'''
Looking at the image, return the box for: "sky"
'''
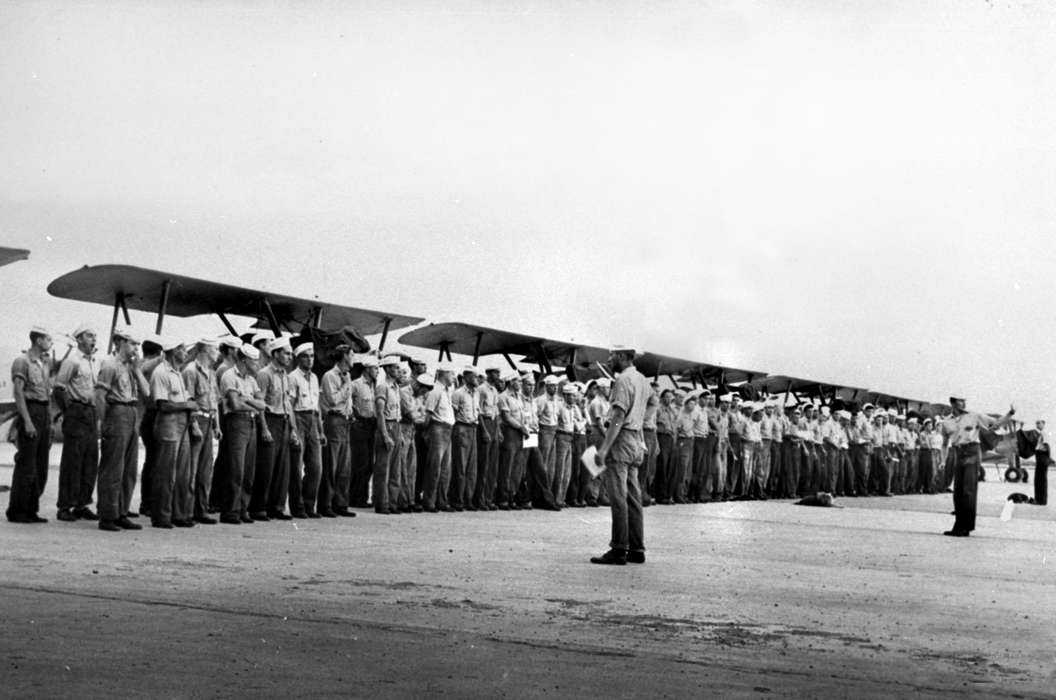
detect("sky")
[1,0,1054,417]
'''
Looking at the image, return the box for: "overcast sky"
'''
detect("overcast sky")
[1,0,1053,417]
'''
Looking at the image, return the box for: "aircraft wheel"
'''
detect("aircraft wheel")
[1004,467,1021,483]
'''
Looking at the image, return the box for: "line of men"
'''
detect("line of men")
[0,324,1012,532]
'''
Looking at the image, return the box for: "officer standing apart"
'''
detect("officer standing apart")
[591,346,651,566]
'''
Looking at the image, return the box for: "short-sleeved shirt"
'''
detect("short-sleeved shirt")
[821,419,841,445]
[220,367,256,411]
[319,367,351,415]
[676,407,697,438]
[12,352,53,402]
[535,394,560,427]
[903,428,918,449]
[557,401,575,432]
[477,382,499,419]
[150,360,190,404]
[182,360,219,412]
[498,390,523,427]
[656,404,675,434]
[451,385,479,424]
[810,419,824,444]
[289,368,320,412]
[55,348,97,404]
[883,424,900,447]
[853,415,874,444]
[728,411,746,437]
[772,414,785,441]
[257,365,293,416]
[715,411,730,441]
[608,366,651,432]
[588,396,610,432]
[573,404,588,434]
[760,414,775,440]
[925,430,944,450]
[521,394,539,431]
[692,406,709,438]
[643,394,659,430]
[424,384,455,425]
[350,376,376,419]
[744,419,762,443]
[399,385,420,422]
[942,412,996,447]
[375,378,402,422]
[96,355,139,403]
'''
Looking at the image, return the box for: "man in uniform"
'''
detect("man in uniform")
[396,369,428,512]
[554,382,577,507]
[288,342,323,518]
[711,394,732,501]
[149,337,197,528]
[449,366,480,512]
[54,323,99,521]
[218,344,268,524]
[584,378,612,507]
[183,337,220,524]
[474,364,502,511]
[689,391,710,502]
[639,383,660,506]
[319,345,353,518]
[745,404,766,499]
[673,390,695,504]
[496,371,526,510]
[851,404,875,497]
[421,363,456,512]
[535,375,561,491]
[95,327,149,531]
[652,389,675,504]
[7,326,54,524]
[940,397,1015,536]
[373,355,403,514]
[251,336,297,520]
[137,334,165,519]
[210,335,244,513]
[348,355,379,508]
[590,346,652,565]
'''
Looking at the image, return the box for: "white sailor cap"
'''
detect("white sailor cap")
[521,371,536,383]
[460,364,477,375]
[474,366,487,378]
[240,344,260,360]
[113,326,139,343]
[219,335,243,350]
[895,413,906,421]
[502,370,521,383]
[820,406,831,416]
[267,336,291,353]
[561,383,577,394]
[380,355,402,368]
[750,403,764,413]
[416,373,435,388]
[907,417,919,424]
[887,408,898,417]
[251,330,274,346]
[159,336,184,352]
[837,410,852,420]
[30,325,52,337]
[608,344,637,355]
[922,417,934,425]
[862,403,875,411]
[294,342,314,357]
[433,361,456,374]
[196,336,219,347]
[543,375,561,386]
[595,378,611,389]
[360,355,380,368]
[718,393,732,403]
[483,363,503,373]
[674,389,687,399]
[72,323,95,338]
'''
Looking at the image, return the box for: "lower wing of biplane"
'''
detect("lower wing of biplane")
[0,247,30,268]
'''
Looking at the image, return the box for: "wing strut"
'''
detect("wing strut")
[261,299,282,336]
[155,280,172,334]
[378,318,392,352]
[216,312,238,336]
[503,353,517,370]
[471,331,483,365]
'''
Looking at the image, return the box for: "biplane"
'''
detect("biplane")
[46,264,425,370]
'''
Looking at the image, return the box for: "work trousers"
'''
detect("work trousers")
[737,440,756,497]
[152,411,191,525]
[210,415,227,512]
[851,444,871,497]
[397,422,418,508]
[782,440,801,498]
[496,425,522,507]
[523,446,557,508]
[903,448,918,494]
[251,413,290,515]
[654,432,675,501]
[638,429,658,502]
[292,411,322,515]
[726,434,743,495]
[554,431,574,506]
[837,449,853,495]
[474,416,499,508]
[349,417,376,506]
[57,402,98,510]
[188,414,214,519]
[139,408,157,515]
[376,419,401,512]
[97,404,139,522]
[1034,449,1050,506]
[603,452,644,553]
[768,438,783,495]
[320,414,349,514]
[7,401,51,519]
[450,422,478,509]
[689,437,707,500]
[538,425,557,488]
[917,448,937,495]
[222,414,257,520]
[422,422,453,510]
[751,441,770,497]
[799,444,817,495]
[673,436,694,501]
[711,438,728,499]
[568,433,587,505]
[952,444,982,532]
[871,452,891,495]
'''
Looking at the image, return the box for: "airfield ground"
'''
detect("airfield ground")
[1,444,1054,699]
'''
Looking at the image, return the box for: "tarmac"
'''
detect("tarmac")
[1,443,1055,699]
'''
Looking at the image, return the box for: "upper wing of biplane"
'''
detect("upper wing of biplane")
[47,264,424,347]
[0,247,29,268]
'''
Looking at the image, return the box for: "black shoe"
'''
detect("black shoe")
[152,521,174,529]
[57,509,77,522]
[74,507,99,521]
[424,506,438,513]
[240,514,254,524]
[498,504,510,511]
[627,551,646,564]
[128,511,142,519]
[306,511,322,519]
[116,516,142,530]
[943,529,970,537]
[251,512,270,522]
[194,515,218,525]
[440,505,456,512]
[487,504,498,511]
[590,549,627,565]
[98,520,121,532]
[173,519,195,528]
[220,515,242,525]
[319,511,338,518]
[269,512,293,521]
[453,506,464,512]
[28,514,47,523]
[335,509,357,518]
[292,511,308,519]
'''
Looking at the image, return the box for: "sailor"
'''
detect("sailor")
[1032,419,1049,506]
[181,337,220,524]
[448,366,480,512]
[800,405,819,496]
[496,371,526,510]
[421,362,456,512]
[249,336,296,520]
[95,327,149,532]
[474,364,502,511]
[54,323,99,522]
[783,406,804,498]
[653,389,676,504]
[726,395,746,497]
[570,384,590,507]
[902,416,919,494]
[690,390,710,502]
[7,326,55,524]
[149,337,197,529]
[137,334,165,519]
[756,401,775,500]
[673,390,696,504]
[819,406,840,494]
[590,346,652,566]
[917,417,940,495]
[348,355,379,509]
[520,372,558,510]
[250,330,274,368]
[396,370,429,512]
[940,397,1015,536]
[535,375,561,492]
[370,355,404,515]
[851,404,875,497]
[745,403,766,499]
[288,342,323,518]
[209,335,245,513]
[218,344,268,524]
[584,378,612,507]
[769,400,786,496]
[318,344,354,518]
[836,410,854,495]
[639,383,660,506]
[712,394,732,501]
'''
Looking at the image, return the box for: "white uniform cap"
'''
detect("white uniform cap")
[674,389,686,398]
[219,335,243,350]
[502,370,521,383]
[608,344,637,355]
[240,344,260,360]
[820,406,831,416]
[561,383,577,394]
[252,330,275,346]
[751,403,764,413]
[360,355,380,368]
[31,325,52,336]
[895,413,906,421]
[838,410,852,420]
[435,361,456,374]
[294,342,314,357]
[521,371,536,382]
[474,367,487,378]
[72,323,95,338]
[416,373,435,387]
[197,336,219,347]
[862,403,875,411]
[483,363,503,372]
[380,355,402,368]
[887,408,898,417]
[595,378,611,389]
[461,364,478,375]
[907,417,918,424]
[160,337,183,352]
[267,336,291,353]
[718,393,732,403]
[543,375,560,386]
[113,326,138,343]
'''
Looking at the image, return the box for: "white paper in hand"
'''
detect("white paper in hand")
[581,445,605,478]
[523,433,538,449]
[1000,500,1015,522]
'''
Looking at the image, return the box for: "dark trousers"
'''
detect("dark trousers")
[321,414,349,514]
[98,405,138,522]
[782,440,801,498]
[568,433,587,504]
[524,446,557,508]
[851,444,870,497]
[152,412,190,525]
[222,414,257,520]
[251,414,290,515]
[639,429,659,501]
[450,423,478,509]
[7,401,51,519]
[952,445,982,532]
[538,425,557,488]
[672,437,693,500]
[918,448,936,495]
[58,402,98,510]
[292,412,322,515]
[497,425,522,506]
[474,416,499,508]
[1034,449,1049,506]
[603,458,644,553]
[838,449,854,495]
[373,419,399,512]
[349,418,376,506]
[690,437,708,500]
[654,433,675,500]
[188,415,214,519]
[210,416,228,512]
[139,408,157,515]
[726,434,743,495]
[422,422,453,509]
[768,438,783,494]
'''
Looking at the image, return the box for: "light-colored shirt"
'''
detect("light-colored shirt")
[451,385,479,424]
[182,360,219,412]
[425,384,455,425]
[557,401,576,432]
[744,419,762,443]
[150,360,189,404]
[477,382,499,419]
[656,404,675,434]
[608,365,651,432]
[588,395,610,432]
[350,376,377,419]
[643,393,659,430]
[715,411,730,441]
[760,414,775,441]
[12,352,53,402]
[535,393,560,427]
[55,348,97,404]
[521,394,539,432]
[257,365,292,415]
[375,377,402,422]
[573,404,588,434]
[676,406,697,438]
[288,367,320,412]
[319,367,351,415]
[692,406,709,438]
[96,355,138,403]
[498,390,523,427]
[853,414,873,445]
[941,411,997,447]
[219,366,256,411]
